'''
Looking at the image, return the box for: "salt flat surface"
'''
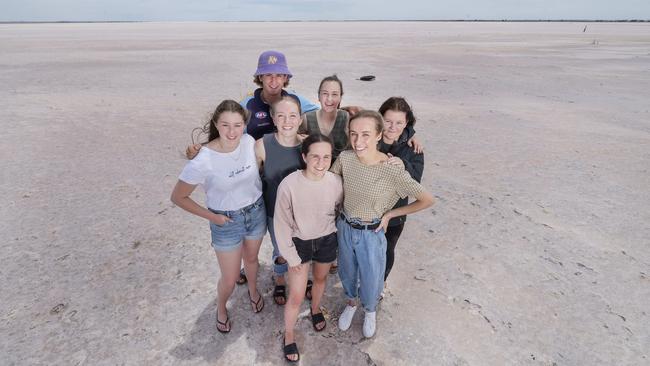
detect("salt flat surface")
[1,21,649,365]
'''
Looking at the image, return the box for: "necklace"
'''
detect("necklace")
[216,139,243,161]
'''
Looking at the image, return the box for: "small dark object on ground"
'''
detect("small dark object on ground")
[359,75,376,81]
[236,268,247,285]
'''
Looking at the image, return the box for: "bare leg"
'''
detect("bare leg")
[284,263,309,362]
[310,262,331,314]
[242,237,263,310]
[214,245,244,331]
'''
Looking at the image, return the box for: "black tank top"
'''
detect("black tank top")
[262,133,302,217]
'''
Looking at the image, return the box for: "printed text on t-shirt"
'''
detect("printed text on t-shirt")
[229,165,252,178]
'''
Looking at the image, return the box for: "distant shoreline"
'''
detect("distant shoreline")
[1,19,648,24]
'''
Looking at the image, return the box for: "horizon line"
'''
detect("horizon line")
[1,19,649,24]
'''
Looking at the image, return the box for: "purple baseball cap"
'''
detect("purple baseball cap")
[254,50,293,78]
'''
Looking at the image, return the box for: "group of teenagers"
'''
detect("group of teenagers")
[170,50,434,362]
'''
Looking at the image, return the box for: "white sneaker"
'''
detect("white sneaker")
[363,311,376,338]
[338,305,357,331]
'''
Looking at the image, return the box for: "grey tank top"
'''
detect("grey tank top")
[262,133,302,217]
[305,110,349,161]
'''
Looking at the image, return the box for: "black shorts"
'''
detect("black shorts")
[292,231,338,264]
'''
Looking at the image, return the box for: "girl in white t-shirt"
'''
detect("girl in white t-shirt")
[171,99,267,334]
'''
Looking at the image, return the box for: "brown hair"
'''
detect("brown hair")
[318,74,344,96]
[203,100,249,142]
[301,133,333,156]
[378,97,416,127]
[349,110,384,135]
[253,75,290,88]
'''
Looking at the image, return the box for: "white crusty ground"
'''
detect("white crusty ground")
[1,21,649,366]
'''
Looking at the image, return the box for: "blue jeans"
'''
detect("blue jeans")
[336,216,387,312]
[267,216,289,276]
[208,197,267,252]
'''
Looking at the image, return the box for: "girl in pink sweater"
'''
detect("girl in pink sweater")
[273,134,343,362]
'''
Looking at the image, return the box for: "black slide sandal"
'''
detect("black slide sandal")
[310,309,326,332]
[283,338,300,362]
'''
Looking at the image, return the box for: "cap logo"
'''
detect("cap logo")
[267,55,278,65]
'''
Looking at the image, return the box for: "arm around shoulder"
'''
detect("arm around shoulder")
[186,144,202,160]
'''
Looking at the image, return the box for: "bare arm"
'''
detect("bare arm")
[254,138,266,172]
[376,190,434,232]
[340,105,362,118]
[170,180,231,225]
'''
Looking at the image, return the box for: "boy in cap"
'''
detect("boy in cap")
[241,50,319,140]
[186,50,317,147]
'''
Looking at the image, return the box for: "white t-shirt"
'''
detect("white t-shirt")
[179,134,263,211]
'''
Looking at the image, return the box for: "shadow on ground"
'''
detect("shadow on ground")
[169,265,377,365]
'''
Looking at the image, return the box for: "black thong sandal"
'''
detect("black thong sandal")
[236,269,247,285]
[305,280,313,301]
[216,311,231,334]
[310,309,326,332]
[248,290,264,313]
[273,285,287,305]
[283,338,300,363]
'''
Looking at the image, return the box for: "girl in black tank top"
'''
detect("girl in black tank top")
[255,96,305,308]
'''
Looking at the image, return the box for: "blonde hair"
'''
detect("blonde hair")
[270,95,302,116]
[349,110,383,135]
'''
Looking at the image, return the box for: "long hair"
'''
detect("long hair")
[203,100,249,142]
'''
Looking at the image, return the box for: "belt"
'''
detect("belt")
[209,196,263,216]
[340,213,380,230]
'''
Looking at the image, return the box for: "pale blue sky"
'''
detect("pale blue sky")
[2,0,649,22]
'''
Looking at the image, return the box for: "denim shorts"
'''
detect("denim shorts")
[292,231,338,264]
[208,196,267,252]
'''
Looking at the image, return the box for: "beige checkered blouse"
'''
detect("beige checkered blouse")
[330,150,426,221]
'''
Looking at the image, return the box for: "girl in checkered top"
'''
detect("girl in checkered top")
[330,110,434,338]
